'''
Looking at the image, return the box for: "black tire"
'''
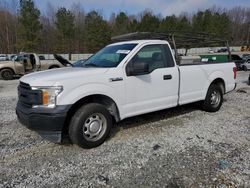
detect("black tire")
[69,103,112,148]
[202,84,223,112]
[0,69,14,80]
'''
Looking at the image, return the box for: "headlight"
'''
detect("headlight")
[31,86,63,108]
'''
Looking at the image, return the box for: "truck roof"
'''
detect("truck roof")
[109,40,168,46]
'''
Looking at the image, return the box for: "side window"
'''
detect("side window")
[162,44,175,67]
[129,44,174,73]
[131,45,166,72]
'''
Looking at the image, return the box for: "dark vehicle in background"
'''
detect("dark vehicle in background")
[231,54,245,71]
[10,54,16,60]
[217,48,228,53]
[39,55,46,60]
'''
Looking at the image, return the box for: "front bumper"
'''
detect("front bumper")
[16,102,71,143]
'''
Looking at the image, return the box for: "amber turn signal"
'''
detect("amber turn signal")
[42,90,49,105]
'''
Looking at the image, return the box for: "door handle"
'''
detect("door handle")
[163,75,172,80]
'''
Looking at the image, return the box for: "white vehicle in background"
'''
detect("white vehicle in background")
[241,59,250,71]
[0,54,9,61]
[16,33,237,149]
[0,53,64,80]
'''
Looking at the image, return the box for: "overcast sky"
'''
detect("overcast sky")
[34,0,250,18]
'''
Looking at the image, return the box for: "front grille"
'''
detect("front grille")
[19,81,30,90]
[18,82,43,108]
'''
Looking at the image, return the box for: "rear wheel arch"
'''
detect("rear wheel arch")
[0,67,15,73]
[202,84,223,112]
[210,78,225,94]
[202,78,225,112]
[63,94,120,133]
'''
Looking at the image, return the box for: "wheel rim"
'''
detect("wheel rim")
[210,90,221,107]
[83,113,107,141]
[2,70,12,79]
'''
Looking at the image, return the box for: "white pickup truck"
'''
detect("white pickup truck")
[16,40,237,148]
[0,53,63,80]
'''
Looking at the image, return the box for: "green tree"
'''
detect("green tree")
[112,12,130,35]
[55,7,75,53]
[85,11,110,53]
[213,12,230,38]
[159,15,191,33]
[176,16,191,31]
[159,15,178,32]
[192,11,204,32]
[17,0,41,51]
[192,10,231,39]
[71,3,85,53]
[138,11,160,32]
[128,17,138,32]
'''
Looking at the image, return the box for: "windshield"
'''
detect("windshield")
[77,43,137,68]
[73,59,86,67]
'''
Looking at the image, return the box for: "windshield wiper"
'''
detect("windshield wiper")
[83,63,100,67]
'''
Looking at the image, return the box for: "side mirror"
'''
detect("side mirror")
[127,62,149,76]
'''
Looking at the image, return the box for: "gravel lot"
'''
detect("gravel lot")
[0,71,249,187]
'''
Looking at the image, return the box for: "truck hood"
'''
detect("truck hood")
[20,67,109,86]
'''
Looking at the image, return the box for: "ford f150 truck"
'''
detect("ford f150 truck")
[16,39,237,148]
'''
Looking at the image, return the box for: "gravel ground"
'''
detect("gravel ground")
[0,71,249,187]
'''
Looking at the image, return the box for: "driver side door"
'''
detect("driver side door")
[123,44,179,118]
[13,56,25,75]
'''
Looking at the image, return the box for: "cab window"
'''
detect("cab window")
[129,44,174,73]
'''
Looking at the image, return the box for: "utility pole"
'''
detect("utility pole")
[4,10,10,54]
[247,24,250,45]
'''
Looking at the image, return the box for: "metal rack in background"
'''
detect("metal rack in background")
[111,31,231,64]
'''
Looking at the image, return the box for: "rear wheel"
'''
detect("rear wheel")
[69,103,112,148]
[202,84,223,112]
[0,69,14,80]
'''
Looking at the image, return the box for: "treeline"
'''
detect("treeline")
[0,0,250,54]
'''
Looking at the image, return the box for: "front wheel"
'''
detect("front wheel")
[202,84,223,112]
[0,69,14,80]
[69,103,112,148]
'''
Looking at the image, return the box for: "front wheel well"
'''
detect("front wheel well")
[0,67,15,74]
[210,78,225,94]
[63,94,120,133]
[0,68,15,80]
